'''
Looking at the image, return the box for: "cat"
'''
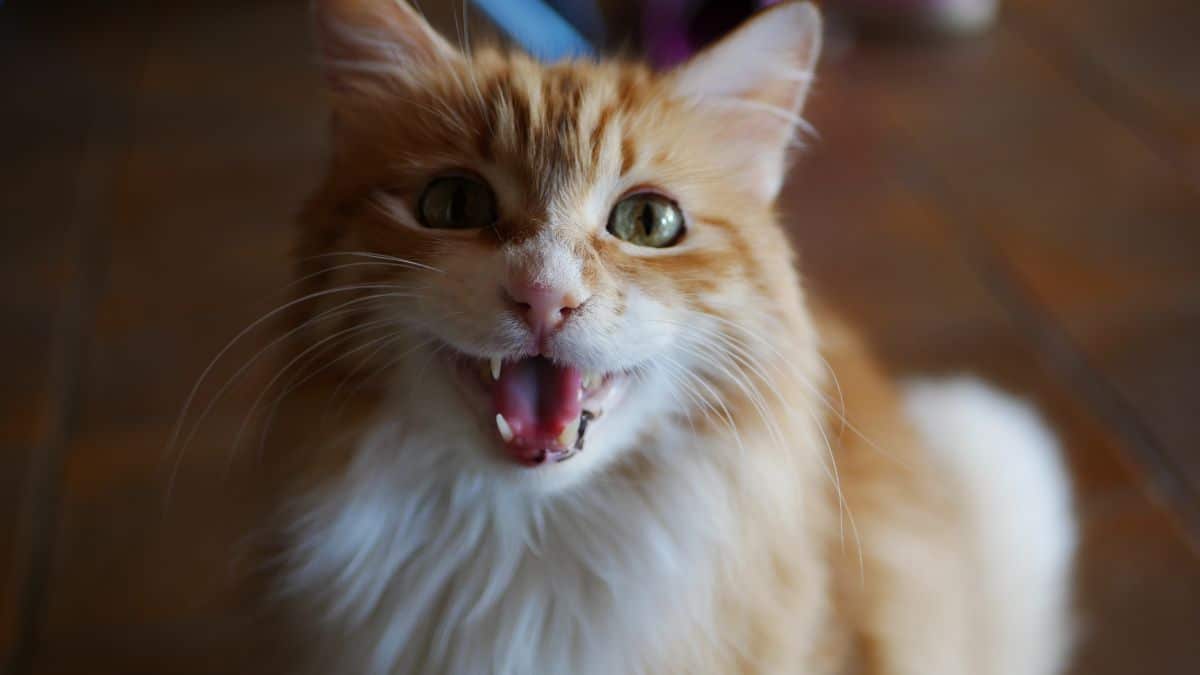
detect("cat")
[273,1,1077,673]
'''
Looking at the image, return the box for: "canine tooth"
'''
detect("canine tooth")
[490,357,502,381]
[557,416,580,449]
[582,371,599,389]
[495,414,514,443]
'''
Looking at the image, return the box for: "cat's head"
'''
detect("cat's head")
[299,0,822,491]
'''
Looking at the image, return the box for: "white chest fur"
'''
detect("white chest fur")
[282,422,748,675]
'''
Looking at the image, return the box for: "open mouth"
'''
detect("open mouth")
[449,352,625,467]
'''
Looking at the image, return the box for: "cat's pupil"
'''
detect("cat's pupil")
[450,184,466,224]
[640,202,656,237]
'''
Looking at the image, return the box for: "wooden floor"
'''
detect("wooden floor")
[2,1,1197,673]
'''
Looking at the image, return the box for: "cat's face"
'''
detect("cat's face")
[301,0,821,490]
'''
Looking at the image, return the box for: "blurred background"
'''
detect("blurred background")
[1,0,1198,673]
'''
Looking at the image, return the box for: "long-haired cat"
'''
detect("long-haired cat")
[274,1,1076,672]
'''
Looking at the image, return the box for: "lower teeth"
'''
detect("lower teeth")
[575,411,594,450]
[557,415,581,449]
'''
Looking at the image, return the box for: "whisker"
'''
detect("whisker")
[325,314,463,422]
[679,309,910,470]
[646,313,865,578]
[254,333,439,462]
[299,250,444,274]
[228,315,406,461]
[165,285,421,505]
[286,261,439,296]
[172,292,413,453]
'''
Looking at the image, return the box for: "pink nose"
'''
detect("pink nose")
[505,279,584,335]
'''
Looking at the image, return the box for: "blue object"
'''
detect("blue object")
[546,0,608,46]
[471,0,596,61]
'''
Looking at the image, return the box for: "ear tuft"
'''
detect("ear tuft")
[313,0,461,91]
[670,2,823,201]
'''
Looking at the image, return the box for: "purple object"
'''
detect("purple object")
[642,0,781,70]
[640,0,1000,70]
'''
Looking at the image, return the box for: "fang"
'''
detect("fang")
[495,413,514,442]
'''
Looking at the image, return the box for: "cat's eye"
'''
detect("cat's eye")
[607,193,685,248]
[417,176,497,230]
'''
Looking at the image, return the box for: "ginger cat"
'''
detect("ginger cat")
[275,1,1076,673]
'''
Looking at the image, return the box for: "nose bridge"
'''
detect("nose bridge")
[505,228,585,294]
[502,229,591,336]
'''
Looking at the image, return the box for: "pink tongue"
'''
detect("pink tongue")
[492,356,583,451]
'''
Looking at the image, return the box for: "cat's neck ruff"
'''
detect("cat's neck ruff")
[283,394,824,675]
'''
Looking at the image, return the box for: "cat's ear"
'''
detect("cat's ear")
[670,2,822,202]
[312,0,462,92]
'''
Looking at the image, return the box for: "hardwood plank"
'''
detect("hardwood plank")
[788,31,1200,673]
[23,619,275,675]
[0,447,34,666]
[1069,502,1200,674]
[26,2,322,671]
[788,51,1142,505]
[0,9,139,667]
[933,25,1200,522]
[0,5,192,672]
[1009,0,1200,186]
[0,125,79,675]
[809,16,1200,528]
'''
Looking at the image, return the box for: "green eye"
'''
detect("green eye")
[418,176,497,229]
[607,193,685,248]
